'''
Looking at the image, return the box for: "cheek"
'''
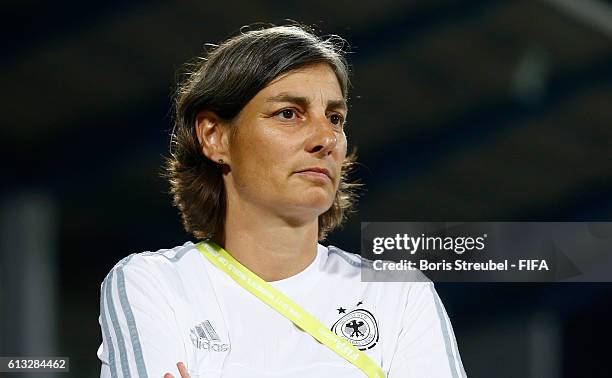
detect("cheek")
[231,131,290,186]
[336,134,348,161]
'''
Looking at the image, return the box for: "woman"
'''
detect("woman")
[97,24,467,378]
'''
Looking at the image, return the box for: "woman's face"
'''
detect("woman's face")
[225,63,348,222]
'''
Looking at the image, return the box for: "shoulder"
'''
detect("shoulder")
[322,244,430,284]
[324,244,366,269]
[100,241,200,291]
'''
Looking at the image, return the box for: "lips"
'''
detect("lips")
[297,167,332,180]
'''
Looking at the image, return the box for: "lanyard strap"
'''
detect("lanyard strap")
[195,240,385,378]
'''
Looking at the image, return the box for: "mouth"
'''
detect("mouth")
[296,167,332,181]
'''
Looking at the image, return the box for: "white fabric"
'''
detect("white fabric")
[98,242,467,377]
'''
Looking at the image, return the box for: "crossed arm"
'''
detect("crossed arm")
[99,256,193,378]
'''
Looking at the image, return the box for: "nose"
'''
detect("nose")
[305,115,338,156]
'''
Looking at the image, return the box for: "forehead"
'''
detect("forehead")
[258,63,344,99]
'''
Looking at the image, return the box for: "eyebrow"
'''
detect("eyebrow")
[265,92,347,112]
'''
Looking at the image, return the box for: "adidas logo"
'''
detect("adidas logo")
[189,320,231,352]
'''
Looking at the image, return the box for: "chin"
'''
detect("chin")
[298,190,333,206]
[283,195,334,218]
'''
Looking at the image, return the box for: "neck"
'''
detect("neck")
[219,201,320,282]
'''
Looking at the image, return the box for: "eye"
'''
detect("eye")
[275,108,298,120]
[329,113,345,126]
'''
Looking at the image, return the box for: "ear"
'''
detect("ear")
[195,110,230,164]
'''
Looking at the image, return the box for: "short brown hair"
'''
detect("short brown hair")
[164,23,361,242]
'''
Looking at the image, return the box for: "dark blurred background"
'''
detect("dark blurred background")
[1,0,611,377]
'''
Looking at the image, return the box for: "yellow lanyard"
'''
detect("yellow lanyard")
[195,240,385,378]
